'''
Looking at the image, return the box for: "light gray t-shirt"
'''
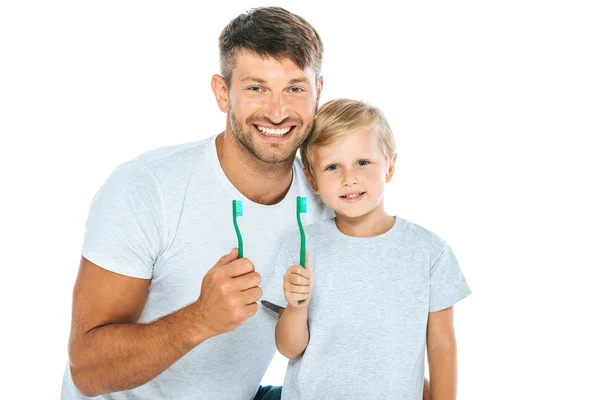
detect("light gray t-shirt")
[61,135,333,400]
[262,217,471,400]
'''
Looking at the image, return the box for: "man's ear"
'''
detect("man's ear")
[211,74,229,113]
[386,153,398,183]
[303,169,319,194]
[316,76,324,108]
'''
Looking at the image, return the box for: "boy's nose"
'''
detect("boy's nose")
[342,172,359,186]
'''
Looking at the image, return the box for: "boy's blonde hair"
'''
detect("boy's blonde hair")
[301,99,396,177]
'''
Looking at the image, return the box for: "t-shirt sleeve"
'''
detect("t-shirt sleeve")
[429,241,471,312]
[81,162,165,279]
[261,238,298,315]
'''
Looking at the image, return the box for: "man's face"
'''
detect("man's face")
[227,52,321,164]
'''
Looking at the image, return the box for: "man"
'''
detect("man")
[62,6,430,399]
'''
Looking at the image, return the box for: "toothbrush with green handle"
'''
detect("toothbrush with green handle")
[232,200,244,258]
[297,196,307,303]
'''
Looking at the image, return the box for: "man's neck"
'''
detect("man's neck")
[215,132,295,205]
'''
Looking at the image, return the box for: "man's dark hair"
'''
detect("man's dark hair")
[219,7,323,87]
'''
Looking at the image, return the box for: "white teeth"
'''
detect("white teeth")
[343,193,363,199]
[257,125,292,136]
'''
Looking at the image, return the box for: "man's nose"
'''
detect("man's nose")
[265,93,289,124]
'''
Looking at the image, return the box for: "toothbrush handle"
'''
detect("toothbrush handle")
[233,217,243,258]
[300,238,306,268]
[297,213,306,303]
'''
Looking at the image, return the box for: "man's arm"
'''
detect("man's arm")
[426,306,457,400]
[423,377,431,400]
[68,249,261,397]
[67,257,207,396]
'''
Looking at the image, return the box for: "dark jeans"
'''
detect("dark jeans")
[253,385,282,400]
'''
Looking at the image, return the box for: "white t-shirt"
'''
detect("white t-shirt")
[61,135,333,399]
[263,217,471,400]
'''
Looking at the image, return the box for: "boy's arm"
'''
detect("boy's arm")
[275,307,310,360]
[274,261,313,360]
[426,306,457,400]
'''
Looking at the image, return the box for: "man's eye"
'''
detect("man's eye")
[325,164,339,171]
[358,160,370,166]
[249,86,261,92]
[289,87,304,93]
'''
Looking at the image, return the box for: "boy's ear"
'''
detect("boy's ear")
[303,169,319,194]
[385,153,398,183]
[211,74,229,113]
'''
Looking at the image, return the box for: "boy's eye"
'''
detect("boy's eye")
[357,160,370,166]
[325,164,339,171]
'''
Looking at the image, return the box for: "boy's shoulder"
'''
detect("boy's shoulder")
[303,216,444,243]
[284,216,448,255]
[395,217,448,255]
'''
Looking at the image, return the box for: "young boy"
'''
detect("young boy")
[262,99,471,399]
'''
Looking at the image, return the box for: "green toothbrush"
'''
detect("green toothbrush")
[232,200,244,258]
[297,196,307,303]
[297,196,307,267]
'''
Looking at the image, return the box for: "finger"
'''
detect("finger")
[241,286,263,305]
[284,282,311,294]
[243,302,259,318]
[215,248,238,266]
[233,271,262,291]
[286,292,310,303]
[304,255,314,281]
[288,273,310,286]
[224,258,255,278]
[305,253,312,272]
[290,265,311,279]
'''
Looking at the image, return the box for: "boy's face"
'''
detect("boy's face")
[307,129,396,220]
[214,51,323,164]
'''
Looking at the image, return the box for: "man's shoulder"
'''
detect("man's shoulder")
[279,217,334,253]
[109,136,216,193]
[130,137,213,173]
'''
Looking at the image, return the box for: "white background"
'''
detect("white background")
[1,1,599,398]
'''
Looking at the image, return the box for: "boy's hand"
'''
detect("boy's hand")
[283,257,313,308]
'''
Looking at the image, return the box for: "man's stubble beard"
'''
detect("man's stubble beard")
[229,109,315,164]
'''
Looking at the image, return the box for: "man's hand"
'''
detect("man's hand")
[67,249,263,396]
[194,248,263,336]
[283,257,313,307]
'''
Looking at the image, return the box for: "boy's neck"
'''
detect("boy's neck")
[334,205,395,238]
[215,132,295,205]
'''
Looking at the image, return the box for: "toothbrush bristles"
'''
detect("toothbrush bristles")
[297,197,307,213]
[234,200,243,216]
